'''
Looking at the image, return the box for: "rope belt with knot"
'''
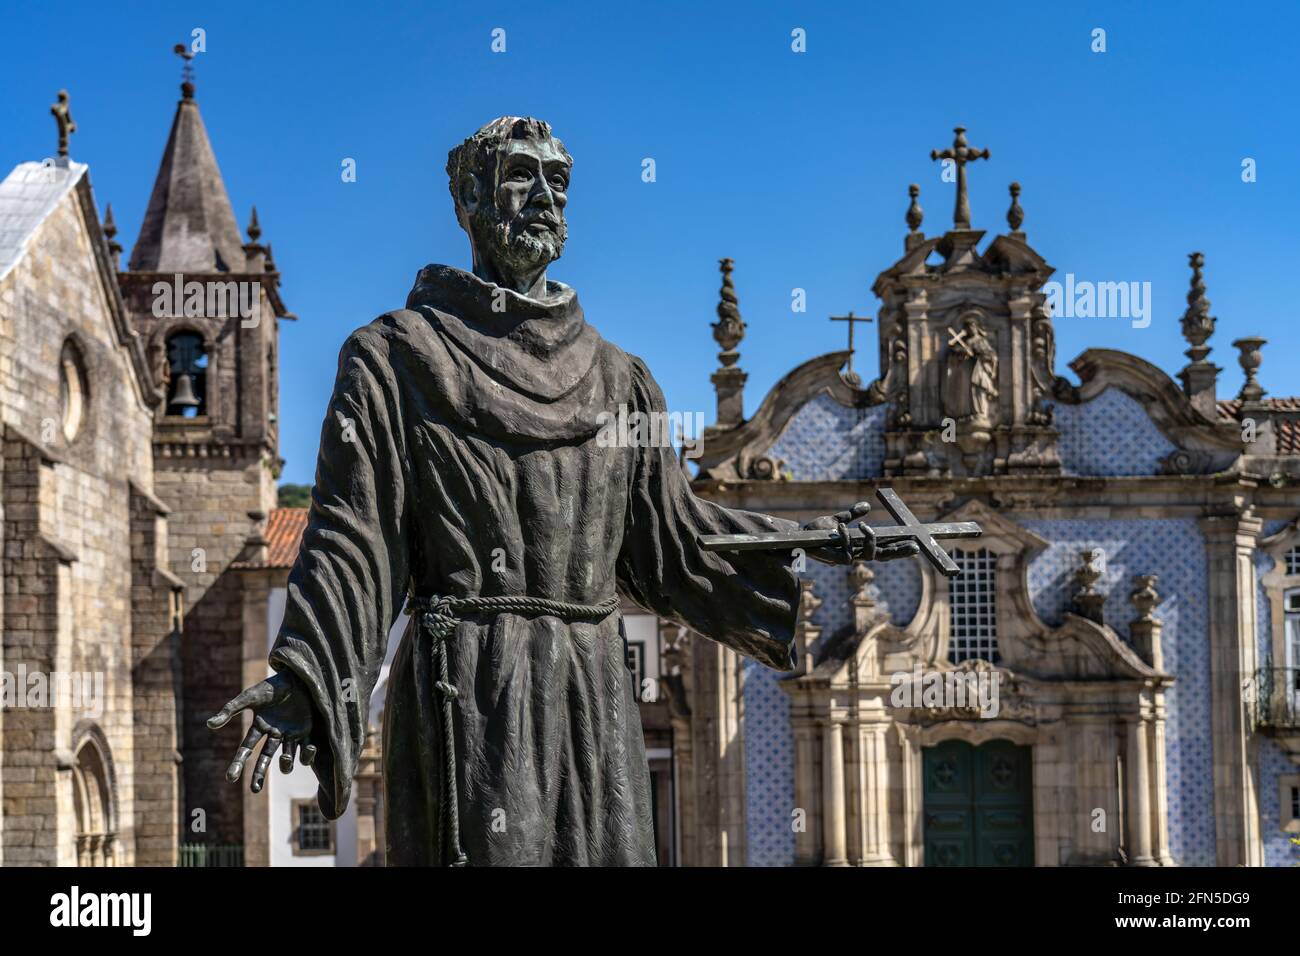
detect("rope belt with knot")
[405,592,621,867]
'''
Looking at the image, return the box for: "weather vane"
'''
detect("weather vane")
[174,43,195,93]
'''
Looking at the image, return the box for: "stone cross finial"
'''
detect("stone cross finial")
[50,89,75,159]
[829,310,871,385]
[1006,182,1024,234]
[930,126,989,230]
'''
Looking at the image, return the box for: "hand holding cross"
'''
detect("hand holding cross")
[698,487,982,577]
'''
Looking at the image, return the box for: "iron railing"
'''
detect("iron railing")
[1253,666,1300,729]
[178,843,244,867]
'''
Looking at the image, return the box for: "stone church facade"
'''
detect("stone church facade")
[671,143,1300,866]
[0,70,290,866]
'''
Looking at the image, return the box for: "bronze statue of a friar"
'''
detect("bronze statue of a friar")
[208,117,973,866]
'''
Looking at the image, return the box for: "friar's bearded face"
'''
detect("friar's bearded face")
[467,132,571,277]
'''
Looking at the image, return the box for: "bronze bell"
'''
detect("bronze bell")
[170,372,200,410]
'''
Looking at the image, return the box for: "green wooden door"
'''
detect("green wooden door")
[923,740,1033,866]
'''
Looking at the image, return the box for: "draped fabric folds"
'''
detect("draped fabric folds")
[269,265,798,865]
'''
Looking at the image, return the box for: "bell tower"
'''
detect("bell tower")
[116,49,295,850]
[872,128,1062,477]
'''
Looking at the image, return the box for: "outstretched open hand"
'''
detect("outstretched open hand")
[802,501,921,566]
[207,671,317,794]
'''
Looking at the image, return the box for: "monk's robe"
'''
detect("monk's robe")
[269,264,799,866]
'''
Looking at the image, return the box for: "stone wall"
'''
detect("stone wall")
[116,235,283,854]
[154,453,273,846]
[0,178,158,864]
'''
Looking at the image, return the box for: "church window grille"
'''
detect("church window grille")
[948,548,999,664]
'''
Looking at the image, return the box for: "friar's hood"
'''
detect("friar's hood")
[402,264,632,442]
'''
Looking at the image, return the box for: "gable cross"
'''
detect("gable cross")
[830,310,871,382]
[930,126,989,230]
[50,90,75,159]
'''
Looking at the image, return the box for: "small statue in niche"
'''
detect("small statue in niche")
[944,311,998,430]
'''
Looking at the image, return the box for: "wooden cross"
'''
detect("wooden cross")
[930,126,989,230]
[829,311,871,380]
[697,487,982,578]
[50,90,75,159]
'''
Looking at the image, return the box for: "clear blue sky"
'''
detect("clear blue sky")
[3,1,1296,485]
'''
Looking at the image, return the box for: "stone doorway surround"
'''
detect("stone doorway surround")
[781,499,1176,867]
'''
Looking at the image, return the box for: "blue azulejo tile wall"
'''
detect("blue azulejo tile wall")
[747,517,1217,865]
[1024,518,1214,865]
[1055,388,1176,476]
[1259,739,1299,867]
[767,395,886,480]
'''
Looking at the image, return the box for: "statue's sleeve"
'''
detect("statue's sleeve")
[267,322,412,819]
[616,357,799,671]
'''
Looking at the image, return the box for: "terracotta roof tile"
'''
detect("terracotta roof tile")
[1218,396,1300,417]
[265,507,308,568]
[1277,419,1300,455]
[1216,398,1300,455]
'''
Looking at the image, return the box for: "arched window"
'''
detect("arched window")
[165,331,208,418]
[59,338,88,441]
[71,736,117,866]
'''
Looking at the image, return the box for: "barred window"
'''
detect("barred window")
[948,548,999,664]
[294,801,333,855]
[1286,546,1300,576]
